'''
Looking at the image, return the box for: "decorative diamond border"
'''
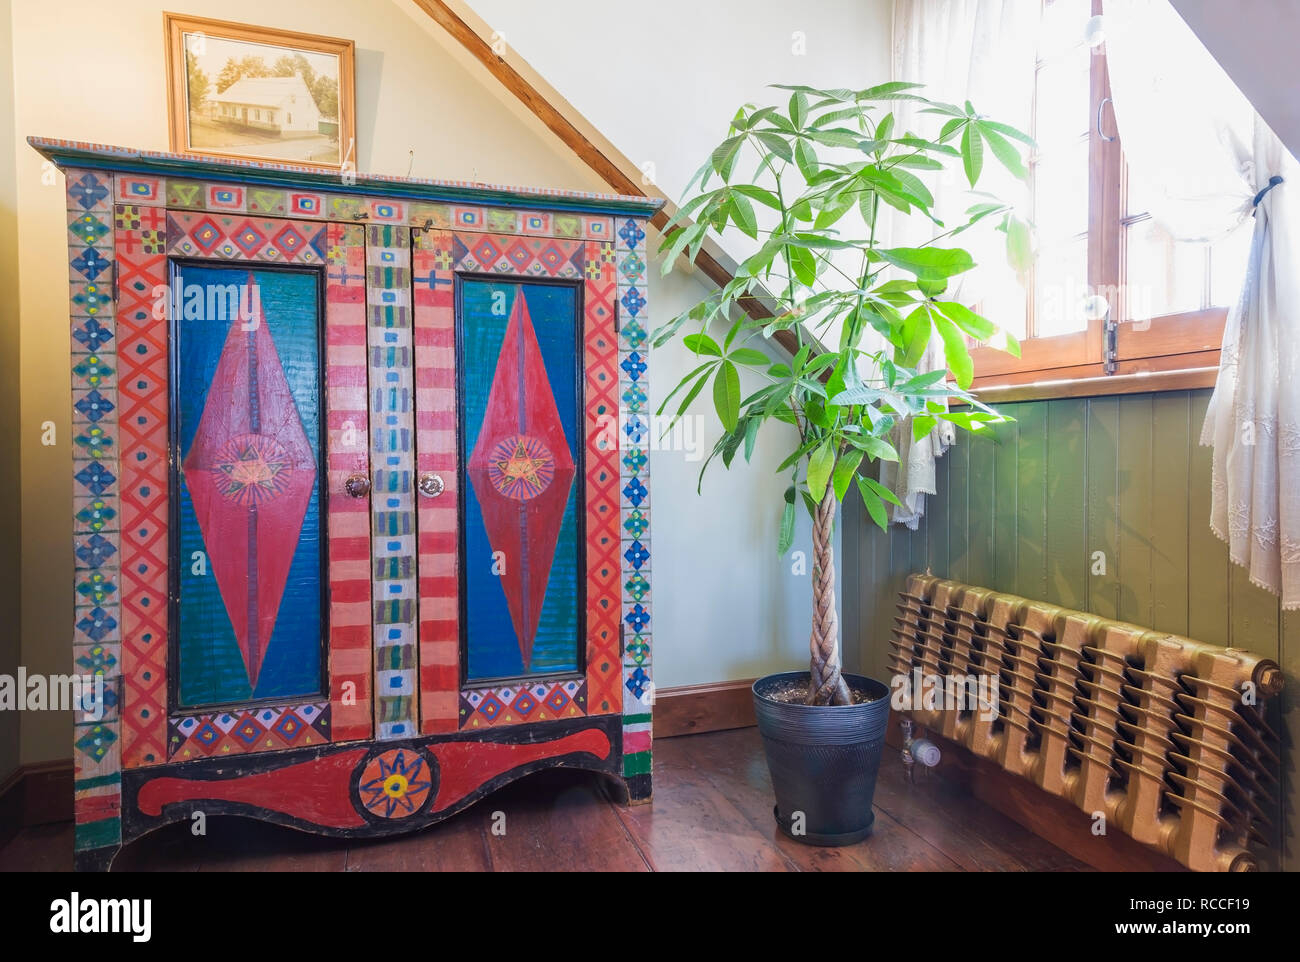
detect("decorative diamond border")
[114,203,169,769]
[112,168,616,240]
[617,219,653,779]
[168,702,331,760]
[68,169,123,857]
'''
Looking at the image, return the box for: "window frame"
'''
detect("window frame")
[968,0,1227,389]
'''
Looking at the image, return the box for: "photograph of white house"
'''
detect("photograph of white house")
[180,31,344,165]
[210,75,322,137]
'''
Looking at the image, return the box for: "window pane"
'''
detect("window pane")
[1034,47,1091,151]
[977,275,1028,342]
[1035,236,1089,336]
[1034,137,1089,243]
[1210,222,1253,307]
[1039,0,1092,61]
[1125,219,1205,318]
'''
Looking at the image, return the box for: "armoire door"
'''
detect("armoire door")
[457,277,585,684]
[172,262,325,710]
[114,210,373,766]
[412,228,624,734]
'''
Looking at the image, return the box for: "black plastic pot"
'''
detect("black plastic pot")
[752,671,891,846]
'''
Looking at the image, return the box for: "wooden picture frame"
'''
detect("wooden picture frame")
[164,13,356,170]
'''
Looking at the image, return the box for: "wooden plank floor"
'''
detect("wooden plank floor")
[0,728,1087,871]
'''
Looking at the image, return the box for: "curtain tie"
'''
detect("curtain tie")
[1253,175,1284,215]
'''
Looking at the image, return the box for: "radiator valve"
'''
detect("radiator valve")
[900,717,940,780]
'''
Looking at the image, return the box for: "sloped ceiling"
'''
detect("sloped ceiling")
[1171,0,1300,159]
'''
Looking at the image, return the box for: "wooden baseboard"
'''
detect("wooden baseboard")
[654,679,756,738]
[0,759,74,844]
[885,717,1186,872]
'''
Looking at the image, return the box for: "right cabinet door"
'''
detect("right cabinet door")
[412,228,623,734]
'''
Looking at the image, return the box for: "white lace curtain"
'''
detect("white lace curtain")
[1106,0,1300,606]
[882,0,1039,527]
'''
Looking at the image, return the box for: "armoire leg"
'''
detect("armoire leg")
[74,844,119,872]
[623,772,653,805]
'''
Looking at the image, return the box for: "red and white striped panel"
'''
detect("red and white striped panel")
[325,222,373,742]
[412,230,460,734]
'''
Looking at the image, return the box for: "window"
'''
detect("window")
[969,0,1251,387]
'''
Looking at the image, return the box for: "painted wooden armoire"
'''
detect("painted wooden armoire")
[33,138,660,870]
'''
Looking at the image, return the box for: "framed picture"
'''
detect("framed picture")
[164,13,356,170]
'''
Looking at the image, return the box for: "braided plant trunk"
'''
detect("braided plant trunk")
[807,487,852,706]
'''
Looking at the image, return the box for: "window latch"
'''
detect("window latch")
[1104,315,1119,376]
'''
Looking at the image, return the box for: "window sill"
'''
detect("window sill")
[960,366,1218,404]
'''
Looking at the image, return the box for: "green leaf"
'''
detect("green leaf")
[899,304,932,367]
[980,119,1036,147]
[978,124,1028,181]
[711,136,745,180]
[861,475,904,508]
[730,192,759,238]
[935,301,996,341]
[713,360,741,431]
[672,368,712,422]
[731,183,781,209]
[806,439,835,503]
[683,332,722,356]
[851,435,899,462]
[933,312,973,389]
[856,477,888,531]
[875,112,894,144]
[789,245,818,286]
[753,130,794,163]
[778,501,796,555]
[743,416,762,462]
[789,90,809,129]
[1005,215,1033,274]
[728,347,769,366]
[856,80,926,100]
[876,246,976,280]
[961,122,983,186]
[912,414,938,442]
[794,138,819,180]
[832,448,864,501]
[659,225,698,274]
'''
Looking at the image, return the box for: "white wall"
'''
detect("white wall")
[459,0,893,684]
[464,0,893,205]
[5,0,892,761]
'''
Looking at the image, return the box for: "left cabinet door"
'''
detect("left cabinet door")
[114,210,373,768]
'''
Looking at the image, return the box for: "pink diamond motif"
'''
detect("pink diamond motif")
[232,223,268,256]
[273,223,306,255]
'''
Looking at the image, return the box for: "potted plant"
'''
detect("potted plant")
[654,83,1030,844]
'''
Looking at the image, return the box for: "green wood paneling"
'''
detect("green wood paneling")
[926,448,950,579]
[992,414,1020,593]
[846,387,1297,871]
[967,427,997,588]
[1150,392,1190,636]
[1045,398,1087,609]
[1187,392,1231,647]
[947,427,970,584]
[1116,394,1154,627]
[1016,402,1048,602]
[1086,397,1121,619]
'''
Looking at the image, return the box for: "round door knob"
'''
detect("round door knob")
[418,472,445,498]
[345,474,371,498]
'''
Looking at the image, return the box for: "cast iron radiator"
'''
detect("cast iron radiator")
[889,573,1284,872]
